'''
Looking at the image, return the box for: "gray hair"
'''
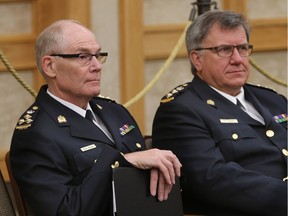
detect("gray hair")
[185,10,250,75]
[35,20,85,75]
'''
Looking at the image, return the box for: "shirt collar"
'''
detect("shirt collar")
[209,86,245,106]
[47,89,88,117]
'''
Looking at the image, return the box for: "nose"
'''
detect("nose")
[90,56,102,69]
[230,47,244,63]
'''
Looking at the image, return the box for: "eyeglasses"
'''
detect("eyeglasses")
[50,52,108,65]
[194,44,253,58]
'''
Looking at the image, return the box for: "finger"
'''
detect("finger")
[163,182,173,200]
[162,151,182,181]
[157,173,165,201]
[150,168,158,196]
[157,161,174,185]
[170,153,182,177]
[159,154,176,184]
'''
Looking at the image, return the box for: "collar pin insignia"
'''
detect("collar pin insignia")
[207,99,215,106]
[57,115,67,123]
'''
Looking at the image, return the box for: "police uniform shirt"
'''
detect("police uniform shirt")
[47,89,114,142]
[210,86,265,124]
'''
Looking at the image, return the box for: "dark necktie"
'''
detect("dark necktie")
[85,109,114,142]
[236,99,245,111]
[85,110,94,123]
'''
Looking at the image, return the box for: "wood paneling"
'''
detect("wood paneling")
[0,150,8,181]
[143,18,287,60]
[144,24,187,60]
[0,0,91,86]
[119,0,287,132]
[250,18,287,51]
[36,0,91,34]
[1,1,287,175]
[222,0,247,16]
[0,35,36,71]
[119,0,145,131]
[0,0,91,181]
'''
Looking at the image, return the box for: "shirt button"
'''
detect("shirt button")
[136,143,142,148]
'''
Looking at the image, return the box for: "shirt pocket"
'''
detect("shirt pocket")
[72,143,104,173]
[211,124,257,161]
[121,132,145,151]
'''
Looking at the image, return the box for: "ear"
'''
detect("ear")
[42,56,56,78]
[189,50,203,72]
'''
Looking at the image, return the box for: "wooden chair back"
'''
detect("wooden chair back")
[5,152,31,216]
[0,168,16,216]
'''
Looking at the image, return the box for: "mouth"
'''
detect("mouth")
[88,79,100,82]
[228,69,244,73]
[227,69,245,76]
[86,80,100,85]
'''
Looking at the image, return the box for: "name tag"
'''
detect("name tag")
[220,119,238,123]
[81,144,96,152]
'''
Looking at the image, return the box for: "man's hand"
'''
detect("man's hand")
[124,148,182,201]
[150,168,173,201]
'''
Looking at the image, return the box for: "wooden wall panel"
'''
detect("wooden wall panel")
[144,24,187,60]
[119,0,287,133]
[222,0,247,16]
[0,35,35,71]
[143,17,287,60]
[250,18,287,51]
[143,0,286,61]
[36,0,91,34]
[119,0,145,131]
[0,0,90,181]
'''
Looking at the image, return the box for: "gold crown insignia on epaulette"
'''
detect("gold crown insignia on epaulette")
[246,83,277,93]
[160,83,189,103]
[15,105,39,130]
[97,95,116,103]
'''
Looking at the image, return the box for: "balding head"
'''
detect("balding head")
[35,20,94,75]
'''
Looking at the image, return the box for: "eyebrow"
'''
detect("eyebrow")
[75,47,102,53]
[217,43,249,46]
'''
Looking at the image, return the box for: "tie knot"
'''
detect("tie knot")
[85,110,94,123]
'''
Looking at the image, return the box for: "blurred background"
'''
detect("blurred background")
[0,0,287,179]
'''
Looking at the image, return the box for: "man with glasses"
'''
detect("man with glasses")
[9,20,181,216]
[152,10,287,216]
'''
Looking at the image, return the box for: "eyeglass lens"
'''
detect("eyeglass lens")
[217,45,252,57]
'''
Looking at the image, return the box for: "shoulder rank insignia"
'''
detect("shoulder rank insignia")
[246,83,277,93]
[15,105,39,130]
[97,95,116,103]
[160,83,190,103]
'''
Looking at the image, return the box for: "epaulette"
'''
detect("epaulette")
[15,105,40,130]
[246,82,277,93]
[160,83,190,103]
[96,94,116,103]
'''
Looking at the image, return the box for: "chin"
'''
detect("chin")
[231,76,246,84]
[93,91,100,97]
[86,89,100,97]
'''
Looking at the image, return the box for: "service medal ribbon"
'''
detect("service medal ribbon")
[119,124,135,136]
[273,114,288,123]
